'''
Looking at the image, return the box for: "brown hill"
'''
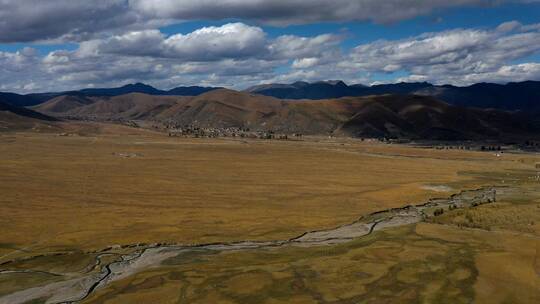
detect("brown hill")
[156,89,285,127]
[0,100,58,131]
[34,93,182,120]
[33,95,97,113]
[33,90,539,140]
[156,89,355,133]
[335,95,533,140]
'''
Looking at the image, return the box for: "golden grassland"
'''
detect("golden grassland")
[1,125,540,303]
[81,222,539,304]
[431,201,540,234]
[81,182,540,304]
[1,127,536,261]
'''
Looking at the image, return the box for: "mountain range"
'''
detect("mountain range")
[2,80,538,112]
[246,80,540,111]
[27,89,539,141]
[0,83,219,107]
[2,80,539,140]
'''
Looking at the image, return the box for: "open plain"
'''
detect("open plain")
[1,126,539,303]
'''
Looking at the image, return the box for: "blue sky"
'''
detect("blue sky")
[0,0,539,93]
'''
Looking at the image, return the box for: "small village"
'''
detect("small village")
[162,122,301,140]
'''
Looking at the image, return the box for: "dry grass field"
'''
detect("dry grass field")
[80,183,540,304]
[1,126,539,303]
[82,222,539,304]
[0,127,531,258]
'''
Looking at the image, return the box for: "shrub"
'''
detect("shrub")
[434,208,444,216]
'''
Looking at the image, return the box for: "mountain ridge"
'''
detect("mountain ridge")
[32,89,540,141]
[246,80,540,111]
[1,83,220,107]
[2,80,539,112]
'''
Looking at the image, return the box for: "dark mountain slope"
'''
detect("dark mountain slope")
[336,95,532,140]
[415,81,540,111]
[246,80,540,111]
[0,100,58,131]
[76,83,162,96]
[246,80,358,99]
[167,86,221,96]
[0,92,42,107]
[0,100,57,121]
[246,81,433,99]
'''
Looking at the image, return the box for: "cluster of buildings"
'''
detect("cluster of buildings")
[163,123,300,140]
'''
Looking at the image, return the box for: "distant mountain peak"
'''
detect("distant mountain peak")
[124,82,156,89]
[320,80,347,86]
[291,81,310,87]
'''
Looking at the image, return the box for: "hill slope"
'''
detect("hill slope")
[0,100,58,131]
[34,90,539,140]
[335,95,532,140]
[34,93,183,120]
